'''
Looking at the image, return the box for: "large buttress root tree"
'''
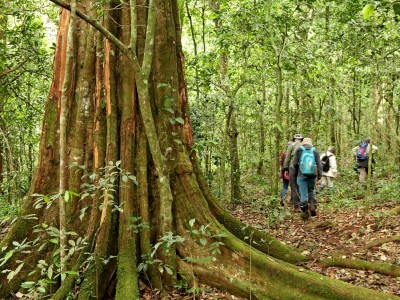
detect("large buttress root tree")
[0,1,399,299]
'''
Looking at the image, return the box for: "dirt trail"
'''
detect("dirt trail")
[231,198,400,297]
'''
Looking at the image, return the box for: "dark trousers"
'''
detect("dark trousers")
[289,167,300,208]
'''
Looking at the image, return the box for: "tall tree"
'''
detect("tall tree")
[0,1,398,299]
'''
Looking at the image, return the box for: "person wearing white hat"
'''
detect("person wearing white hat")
[317,146,337,194]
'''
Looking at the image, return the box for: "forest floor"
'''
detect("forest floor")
[1,185,399,299]
[140,189,400,299]
[230,193,400,298]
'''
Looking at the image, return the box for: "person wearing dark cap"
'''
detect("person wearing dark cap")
[279,141,293,206]
[282,133,304,211]
[292,137,322,220]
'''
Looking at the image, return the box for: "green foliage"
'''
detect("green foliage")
[69,160,138,219]
[128,216,149,234]
[0,0,56,218]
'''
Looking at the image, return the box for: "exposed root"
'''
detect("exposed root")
[390,206,400,215]
[321,257,400,277]
[364,236,400,250]
[176,230,399,300]
[191,156,306,264]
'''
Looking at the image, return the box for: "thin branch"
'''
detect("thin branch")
[0,59,28,78]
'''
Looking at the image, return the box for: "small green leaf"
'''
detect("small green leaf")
[4,250,14,260]
[164,266,173,275]
[189,219,195,227]
[69,191,80,197]
[158,265,164,273]
[199,238,207,246]
[65,271,78,276]
[157,83,171,88]
[21,281,35,289]
[48,264,53,279]
[64,191,70,202]
[174,139,182,145]
[362,4,374,20]
[175,117,184,124]
[163,108,174,114]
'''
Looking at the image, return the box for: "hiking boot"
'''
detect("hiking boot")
[309,197,317,217]
[293,205,302,213]
[280,198,285,206]
[300,204,309,220]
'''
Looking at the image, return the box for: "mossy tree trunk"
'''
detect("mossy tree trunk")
[1,1,399,299]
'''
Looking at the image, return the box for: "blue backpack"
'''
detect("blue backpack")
[299,146,316,175]
[356,142,368,161]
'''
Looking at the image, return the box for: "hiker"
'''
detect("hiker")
[279,141,293,206]
[317,146,337,194]
[282,133,304,211]
[352,137,378,184]
[292,137,322,220]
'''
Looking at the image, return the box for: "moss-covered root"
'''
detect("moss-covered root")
[391,206,400,214]
[179,246,399,300]
[52,251,88,300]
[321,257,400,277]
[115,215,139,300]
[365,236,400,249]
[190,158,306,264]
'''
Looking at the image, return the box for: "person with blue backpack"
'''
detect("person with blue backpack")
[352,137,378,184]
[292,137,322,220]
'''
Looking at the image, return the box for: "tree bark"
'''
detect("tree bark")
[1,1,399,300]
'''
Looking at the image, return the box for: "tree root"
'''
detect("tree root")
[176,230,399,300]
[364,236,400,250]
[191,156,306,264]
[390,206,400,215]
[321,257,400,277]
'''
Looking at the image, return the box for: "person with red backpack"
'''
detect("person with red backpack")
[317,146,337,194]
[292,138,322,220]
[352,137,378,184]
[282,133,304,211]
[279,141,293,206]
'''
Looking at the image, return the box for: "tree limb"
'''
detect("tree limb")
[0,59,27,77]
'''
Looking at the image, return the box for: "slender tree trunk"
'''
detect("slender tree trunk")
[274,56,283,196]
[0,140,2,195]
[227,105,241,204]
[256,79,266,175]
[59,0,76,277]
[185,1,200,99]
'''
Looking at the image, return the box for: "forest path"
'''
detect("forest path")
[230,194,400,297]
